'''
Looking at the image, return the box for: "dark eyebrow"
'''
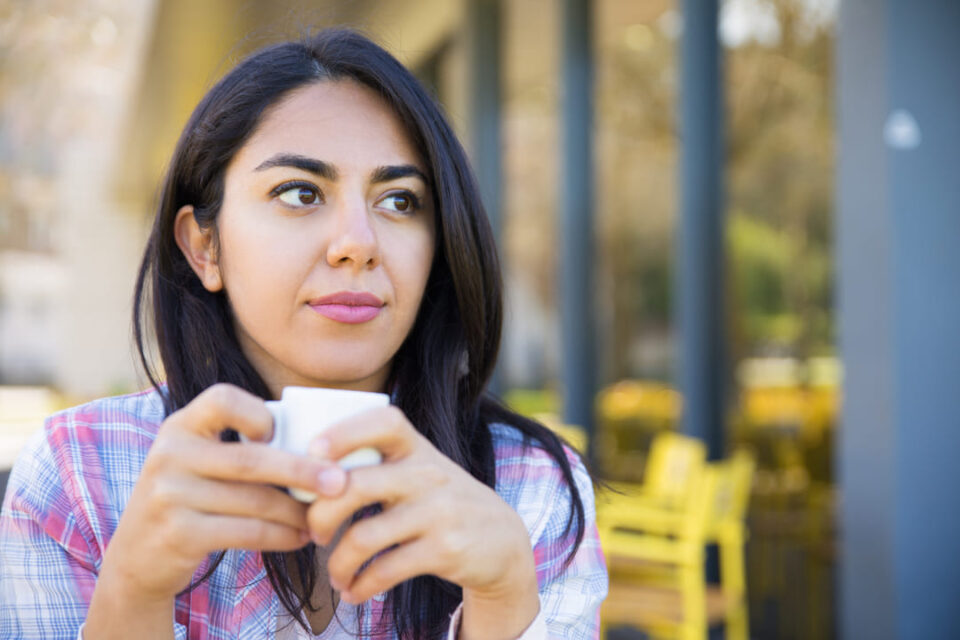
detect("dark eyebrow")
[254,153,338,180]
[371,164,430,186]
[254,154,428,186]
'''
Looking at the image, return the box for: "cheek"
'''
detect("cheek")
[404,235,435,291]
[386,232,434,310]
[218,222,304,310]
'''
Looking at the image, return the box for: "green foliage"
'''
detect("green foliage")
[727,210,835,352]
[728,213,790,316]
[503,388,559,418]
[595,0,837,370]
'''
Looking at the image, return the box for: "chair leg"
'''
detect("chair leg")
[719,536,749,640]
[679,564,707,640]
[725,604,749,640]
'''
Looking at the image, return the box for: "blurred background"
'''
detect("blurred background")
[0,1,957,638]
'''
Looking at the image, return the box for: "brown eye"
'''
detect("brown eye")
[379,192,419,214]
[278,184,320,207]
[297,187,316,204]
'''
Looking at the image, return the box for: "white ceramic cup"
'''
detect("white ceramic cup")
[257,386,389,502]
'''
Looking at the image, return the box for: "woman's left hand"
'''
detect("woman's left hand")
[305,405,540,634]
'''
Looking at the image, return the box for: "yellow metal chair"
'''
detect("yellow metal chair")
[600,463,718,640]
[599,432,709,563]
[609,431,708,509]
[704,450,756,640]
[599,450,755,640]
[597,432,708,638]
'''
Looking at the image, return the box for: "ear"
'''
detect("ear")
[174,205,223,292]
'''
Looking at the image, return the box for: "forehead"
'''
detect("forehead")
[233,79,423,173]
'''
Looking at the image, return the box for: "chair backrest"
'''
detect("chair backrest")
[671,462,720,542]
[729,449,756,519]
[598,462,716,547]
[707,448,756,540]
[643,432,708,509]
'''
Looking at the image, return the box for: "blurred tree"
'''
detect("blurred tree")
[725,0,835,363]
[594,0,835,385]
[596,2,678,383]
[0,0,131,253]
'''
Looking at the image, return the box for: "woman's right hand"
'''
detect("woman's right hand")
[88,383,329,616]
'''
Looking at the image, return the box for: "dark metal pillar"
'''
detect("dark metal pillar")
[467,0,504,397]
[838,0,960,637]
[887,1,960,633]
[469,0,503,243]
[559,0,597,443]
[677,0,724,459]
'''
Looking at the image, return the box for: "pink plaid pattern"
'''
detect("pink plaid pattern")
[0,387,606,639]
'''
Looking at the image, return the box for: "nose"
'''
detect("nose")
[325,196,380,270]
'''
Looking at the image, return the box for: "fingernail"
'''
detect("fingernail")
[311,531,323,546]
[308,437,329,459]
[317,466,346,495]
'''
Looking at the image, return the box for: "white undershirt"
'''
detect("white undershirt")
[79,598,546,640]
[274,598,357,640]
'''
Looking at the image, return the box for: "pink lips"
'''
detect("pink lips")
[307,291,384,324]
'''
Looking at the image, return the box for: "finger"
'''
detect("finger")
[180,439,330,496]
[309,406,420,464]
[338,538,437,604]
[195,513,310,553]
[326,500,426,593]
[162,475,310,532]
[306,459,445,545]
[172,383,274,441]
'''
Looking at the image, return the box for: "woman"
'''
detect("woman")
[0,29,607,639]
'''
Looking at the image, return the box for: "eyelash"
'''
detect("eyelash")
[268,181,423,214]
[381,190,423,213]
[270,180,321,203]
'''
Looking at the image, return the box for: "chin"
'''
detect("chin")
[301,358,391,385]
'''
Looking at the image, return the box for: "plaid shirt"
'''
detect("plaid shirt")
[0,387,607,639]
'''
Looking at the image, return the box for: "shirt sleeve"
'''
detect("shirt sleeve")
[533,449,608,638]
[0,416,188,640]
[0,428,99,638]
[446,600,549,640]
[496,435,609,639]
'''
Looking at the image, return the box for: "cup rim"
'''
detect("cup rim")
[279,386,390,401]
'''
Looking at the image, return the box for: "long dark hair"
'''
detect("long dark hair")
[132,28,586,639]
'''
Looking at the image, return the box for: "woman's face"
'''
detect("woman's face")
[176,80,436,398]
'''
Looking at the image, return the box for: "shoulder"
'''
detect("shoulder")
[18,384,167,469]
[45,384,168,444]
[487,422,608,617]
[45,384,167,485]
[488,421,589,489]
[488,422,595,542]
[3,385,169,563]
